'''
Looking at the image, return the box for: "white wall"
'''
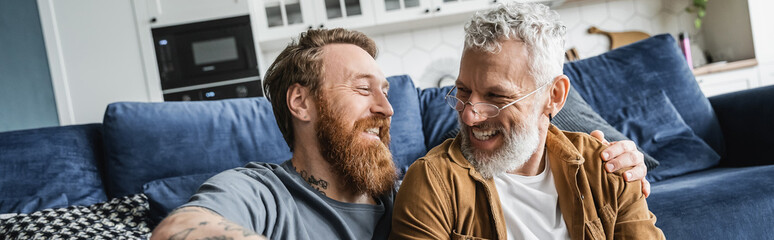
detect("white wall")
[265,0,699,89]
[39,0,152,125]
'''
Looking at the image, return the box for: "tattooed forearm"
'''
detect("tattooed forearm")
[157,207,262,240]
[298,169,329,195]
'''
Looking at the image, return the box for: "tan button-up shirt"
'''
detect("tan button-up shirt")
[391,125,664,240]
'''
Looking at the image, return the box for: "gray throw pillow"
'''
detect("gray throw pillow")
[554,87,659,170]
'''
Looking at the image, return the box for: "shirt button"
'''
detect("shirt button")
[580,194,585,200]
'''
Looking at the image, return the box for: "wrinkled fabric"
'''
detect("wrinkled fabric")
[609,91,720,181]
[392,125,664,240]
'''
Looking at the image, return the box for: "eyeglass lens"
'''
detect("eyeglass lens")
[445,96,499,118]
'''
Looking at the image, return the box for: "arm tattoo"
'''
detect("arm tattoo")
[218,220,259,237]
[168,228,195,240]
[298,169,329,195]
[166,207,259,239]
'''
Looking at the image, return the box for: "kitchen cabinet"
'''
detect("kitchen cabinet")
[748,0,774,88]
[252,0,374,43]
[372,0,494,25]
[142,0,250,28]
[39,0,156,125]
[696,66,759,97]
[255,0,564,47]
[758,63,774,87]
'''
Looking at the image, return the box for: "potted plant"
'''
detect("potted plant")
[686,0,709,29]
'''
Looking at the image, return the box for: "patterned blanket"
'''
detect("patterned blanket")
[0,194,151,239]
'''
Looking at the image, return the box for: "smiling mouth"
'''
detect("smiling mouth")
[365,127,380,137]
[472,128,498,141]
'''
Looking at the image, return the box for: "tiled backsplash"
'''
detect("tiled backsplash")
[264,0,699,89]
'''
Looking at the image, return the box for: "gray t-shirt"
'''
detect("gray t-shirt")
[182,160,393,240]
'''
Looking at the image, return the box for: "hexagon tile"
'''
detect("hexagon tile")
[607,0,635,22]
[412,28,442,52]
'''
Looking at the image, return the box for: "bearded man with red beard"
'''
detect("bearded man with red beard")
[151,28,396,240]
[391,2,664,240]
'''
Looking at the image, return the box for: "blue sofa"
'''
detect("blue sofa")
[2,34,773,239]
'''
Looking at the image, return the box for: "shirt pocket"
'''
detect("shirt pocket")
[598,204,616,225]
[451,230,491,240]
[585,218,606,240]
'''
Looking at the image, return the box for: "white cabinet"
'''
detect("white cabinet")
[251,0,374,43]
[748,0,774,65]
[39,0,155,125]
[316,0,375,29]
[433,0,496,17]
[252,0,564,51]
[696,67,760,97]
[372,0,496,25]
[758,63,774,87]
[251,0,316,42]
[748,0,774,88]
[373,0,433,24]
[142,0,250,28]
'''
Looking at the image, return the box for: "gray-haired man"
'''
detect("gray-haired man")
[391,2,664,240]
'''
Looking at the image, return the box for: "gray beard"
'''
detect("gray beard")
[460,111,541,179]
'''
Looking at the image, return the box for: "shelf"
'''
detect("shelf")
[693,58,758,76]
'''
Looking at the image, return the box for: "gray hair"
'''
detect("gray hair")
[464,2,566,87]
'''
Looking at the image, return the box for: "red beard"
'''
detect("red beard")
[315,94,397,197]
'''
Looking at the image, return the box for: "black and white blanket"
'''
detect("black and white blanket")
[0,194,151,239]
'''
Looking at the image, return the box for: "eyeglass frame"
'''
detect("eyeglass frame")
[444,82,550,118]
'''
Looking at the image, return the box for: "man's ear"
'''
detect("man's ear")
[287,83,314,122]
[545,75,570,117]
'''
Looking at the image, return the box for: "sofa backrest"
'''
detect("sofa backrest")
[419,85,459,150]
[102,97,292,198]
[101,75,427,198]
[0,124,108,213]
[385,75,428,175]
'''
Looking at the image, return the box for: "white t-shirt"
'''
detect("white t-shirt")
[494,156,571,240]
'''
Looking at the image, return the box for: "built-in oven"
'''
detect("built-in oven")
[152,15,262,101]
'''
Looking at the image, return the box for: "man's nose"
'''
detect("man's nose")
[372,90,394,118]
[459,99,486,127]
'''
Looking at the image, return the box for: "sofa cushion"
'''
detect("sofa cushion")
[419,85,459,150]
[0,194,68,214]
[387,75,428,176]
[649,165,774,239]
[553,87,659,170]
[143,172,217,226]
[563,34,725,159]
[610,91,720,181]
[0,124,107,213]
[103,98,292,198]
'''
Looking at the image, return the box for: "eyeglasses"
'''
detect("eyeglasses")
[445,83,549,118]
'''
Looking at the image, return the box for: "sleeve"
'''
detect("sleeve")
[180,169,277,235]
[613,178,666,240]
[390,159,453,240]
